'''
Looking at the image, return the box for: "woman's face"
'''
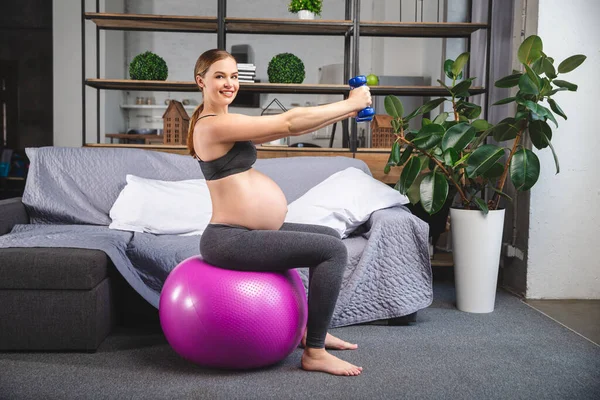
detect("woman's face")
[200,57,239,107]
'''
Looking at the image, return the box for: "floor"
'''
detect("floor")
[525,299,600,346]
[431,264,600,347]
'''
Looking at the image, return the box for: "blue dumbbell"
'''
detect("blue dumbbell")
[348,75,375,122]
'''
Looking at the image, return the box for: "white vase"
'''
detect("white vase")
[450,208,505,313]
[298,10,315,20]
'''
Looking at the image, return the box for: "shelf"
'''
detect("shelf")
[86,79,486,96]
[226,17,352,36]
[120,104,198,110]
[359,21,487,38]
[85,13,486,38]
[85,13,218,33]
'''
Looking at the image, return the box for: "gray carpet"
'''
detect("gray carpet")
[1,282,598,400]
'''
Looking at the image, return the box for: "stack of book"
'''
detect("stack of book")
[237,63,256,83]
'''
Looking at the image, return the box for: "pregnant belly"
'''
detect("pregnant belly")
[210,169,288,230]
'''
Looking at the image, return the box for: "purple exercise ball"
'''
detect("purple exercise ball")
[159,256,308,369]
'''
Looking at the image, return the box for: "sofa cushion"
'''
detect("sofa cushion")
[0,248,109,290]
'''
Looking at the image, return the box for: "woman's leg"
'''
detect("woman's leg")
[201,224,346,348]
[278,223,358,350]
[200,223,362,376]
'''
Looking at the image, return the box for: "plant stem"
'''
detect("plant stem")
[492,126,525,209]
[396,137,469,205]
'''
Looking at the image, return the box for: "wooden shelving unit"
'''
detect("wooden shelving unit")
[82,1,492,150]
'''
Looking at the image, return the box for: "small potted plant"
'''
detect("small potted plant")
[129,51,168,81]
[288,0,323,19]
[267,53,306,84]
[383,35,586,313]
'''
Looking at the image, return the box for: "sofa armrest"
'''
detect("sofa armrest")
[0,197,29,235]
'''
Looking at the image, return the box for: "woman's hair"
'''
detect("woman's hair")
[187,49,235,158]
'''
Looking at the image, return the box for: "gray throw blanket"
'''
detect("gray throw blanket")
[0,147,432,327]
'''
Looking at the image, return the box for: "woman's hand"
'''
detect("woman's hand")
[347,85,372,111]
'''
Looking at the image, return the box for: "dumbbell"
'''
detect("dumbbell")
[348,75,375,122]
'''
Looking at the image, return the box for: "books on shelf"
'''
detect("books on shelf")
[237,63,256,83]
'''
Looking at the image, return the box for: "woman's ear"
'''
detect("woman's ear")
[195,75,203,88]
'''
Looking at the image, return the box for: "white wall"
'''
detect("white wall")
[527,0,600,299]
[53,0,125,146]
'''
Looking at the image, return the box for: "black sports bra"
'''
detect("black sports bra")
[196,114,257,181]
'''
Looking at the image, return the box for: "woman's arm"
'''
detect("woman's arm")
[252,111,356,145]
[203,86,370,144]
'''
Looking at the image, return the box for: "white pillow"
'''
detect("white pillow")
[109,175,212,236]
[284,167,409,238]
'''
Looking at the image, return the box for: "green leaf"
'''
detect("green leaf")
[441,122,476,152]
[524,64,541,88]
[433,112,449,124]
[452,79,473,95]
[518,35,543,65]
[518,73,540,95]
[553,80,578,91]
[452,53,470,78]
[453,152,471,167]
[384,164,391,174]
[493,96,516,106]
[398,157,424,195]
[510,148,540,191]
[397,145,414,166]
[413,123,445,150]
[531,56,545,75]
[543,58,557,79]
[557,54,587,74]
[495,73,522,88]
[540,104,558,127]
[528,120,552,150]
[456,102,482,119]
[420,172,449,215]
[437,79,452,91]
[473,197,489,215]
[422,118,432,126]
[390,141,401,163]
[391,118,401,133]
[471,119,493,132]
[385,96,404,118]
[547,139,560,174]
[443,148,459,166]
[419,98,447,114]
[404,108,420,121]
[490,186,513,202]
[540,78,552,96]
[407,174,425,205]
[466,144,506,177]
[492,117,520,142]
[548,98,567,120]
[444,59,454,79]
[482,162,504,179]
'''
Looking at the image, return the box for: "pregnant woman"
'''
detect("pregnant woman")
[188,49,371,376]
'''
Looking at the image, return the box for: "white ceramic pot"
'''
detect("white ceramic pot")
[298,10,315,19]
[450,208,505,313]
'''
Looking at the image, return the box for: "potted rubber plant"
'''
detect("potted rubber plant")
[288,0,323,19]
[383,35,586,313]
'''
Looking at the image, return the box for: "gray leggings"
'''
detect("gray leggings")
[200,222,347,348]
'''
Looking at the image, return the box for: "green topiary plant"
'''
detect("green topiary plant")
[267,53,305,84]
[129,51,168,81]
[288,0,323,16]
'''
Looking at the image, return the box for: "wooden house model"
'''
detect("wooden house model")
[370,114,395,148]
[162,100,190,145]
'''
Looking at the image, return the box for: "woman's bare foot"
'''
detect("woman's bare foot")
[301,332,358,350]
[301,347,363,376]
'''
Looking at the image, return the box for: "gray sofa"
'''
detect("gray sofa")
[0,147,433,352]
